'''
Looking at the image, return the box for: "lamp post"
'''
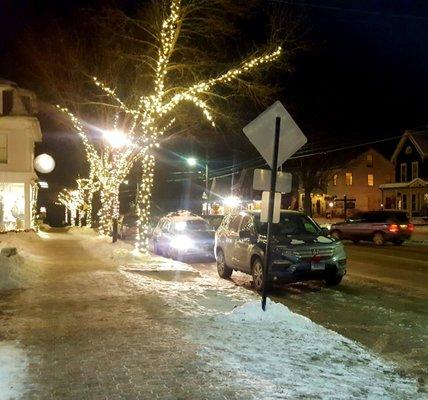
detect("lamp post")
[186,157,209,215]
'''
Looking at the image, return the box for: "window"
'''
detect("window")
[228,215,242,233]
[333,174,338,186]
[254,213,321,236]
[412,162,419,180]
[367,174,374,186]
[402,194,407,210]
[400,163,407,182]
[0,134,7,163]
[366,154,373,167]
[240,216,255,234]
[345,172,353,186]
[1,90,13,115]
[20,96,32,114]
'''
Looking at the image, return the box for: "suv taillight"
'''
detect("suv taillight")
[407,223,414,232]
[388,224,399,233]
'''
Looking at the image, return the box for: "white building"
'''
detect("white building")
[0,80,42,230]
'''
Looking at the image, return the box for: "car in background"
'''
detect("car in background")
[118,214,139,240]
[152,211,215,260]
[330,210,413,245]
[203,214,224,231]
[215,210,347,290]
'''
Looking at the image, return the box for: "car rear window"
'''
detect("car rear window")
[361,211,409,223]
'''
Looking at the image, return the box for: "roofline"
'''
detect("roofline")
[391,131,427,163]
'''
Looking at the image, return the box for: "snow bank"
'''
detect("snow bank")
[192,299,421,399]
[0,342,28,400]
[0,232,42,290]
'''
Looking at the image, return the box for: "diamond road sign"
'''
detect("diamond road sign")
[243,101,307,169]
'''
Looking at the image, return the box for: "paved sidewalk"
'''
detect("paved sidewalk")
[0,231,241,399]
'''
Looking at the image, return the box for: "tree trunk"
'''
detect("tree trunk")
[303,186,313,217]
[98,186,120,236]
[135,155,155,253]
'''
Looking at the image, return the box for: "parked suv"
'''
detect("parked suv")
[215,210,347,290]
[330,211,413,245]
[152,211,215,260]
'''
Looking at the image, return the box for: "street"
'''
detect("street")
[191,241,428,387]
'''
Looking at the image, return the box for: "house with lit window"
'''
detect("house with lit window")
[379,129,428,216]
[302,148,394,217]
[0,80,42,230]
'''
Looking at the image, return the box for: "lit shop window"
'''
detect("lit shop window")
[0,183,25,231]
[0,134,7,163]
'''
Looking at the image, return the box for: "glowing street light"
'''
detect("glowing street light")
[186,157,197,167]
[102,129,130,149]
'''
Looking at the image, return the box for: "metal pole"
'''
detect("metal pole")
[344,195,347,221]
[205,162,209,215]
[262,116,281,311]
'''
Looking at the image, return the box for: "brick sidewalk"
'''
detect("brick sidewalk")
[0,232,243,399]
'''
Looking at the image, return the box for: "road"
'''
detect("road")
[191,242,428,387]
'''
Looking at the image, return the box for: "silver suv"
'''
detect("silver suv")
[330,211,413,245]
[215,210,347,290]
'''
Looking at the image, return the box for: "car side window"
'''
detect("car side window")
[228,215,242,233]
[240,216,255,234]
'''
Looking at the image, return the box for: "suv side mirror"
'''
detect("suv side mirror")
[321,227,330,236]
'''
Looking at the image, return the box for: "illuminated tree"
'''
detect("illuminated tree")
[23,0,293,250]
[90,0,282,251]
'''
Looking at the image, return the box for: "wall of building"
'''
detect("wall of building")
[327,149,394,212]
[394,137,427,181]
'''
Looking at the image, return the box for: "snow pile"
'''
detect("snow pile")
[0,232,42,290]
[192,299,421,399]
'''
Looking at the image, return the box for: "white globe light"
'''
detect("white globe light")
[34,154,55,174]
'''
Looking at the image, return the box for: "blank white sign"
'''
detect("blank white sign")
[261,191,281,223]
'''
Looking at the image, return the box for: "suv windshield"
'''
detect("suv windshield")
[254,213,321,236]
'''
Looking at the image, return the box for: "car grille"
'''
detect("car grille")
[292,247,334,260]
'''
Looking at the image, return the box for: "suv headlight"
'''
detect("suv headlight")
[170,235,194,251]
[333,242,346,262]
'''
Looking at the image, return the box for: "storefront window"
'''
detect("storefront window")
[0,183,25,231]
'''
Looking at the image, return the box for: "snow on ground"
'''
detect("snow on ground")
[0,341,28,400]
[0,231,43,290]
[122,261,422,399]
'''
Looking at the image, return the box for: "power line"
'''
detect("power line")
[268,0,428,21]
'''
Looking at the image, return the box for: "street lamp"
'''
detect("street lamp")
[185,156,210,215]
[186,157,197,167]
[102,129,130,149]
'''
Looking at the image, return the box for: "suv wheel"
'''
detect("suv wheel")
[325,275,343,286]
[216,250,232,279]
[331,230,342,240]
[252,257,266,291]
[373,232,385,246]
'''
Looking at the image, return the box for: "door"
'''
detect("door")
[235,215,255,272]
[224,215,242,268]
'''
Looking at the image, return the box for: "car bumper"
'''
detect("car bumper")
[268,260,346,283]
[384,232,412,241]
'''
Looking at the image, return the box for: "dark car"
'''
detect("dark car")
[215,210,347,290]
[152,211,215,260]
[330,211,414,245]
[118,214,139,240]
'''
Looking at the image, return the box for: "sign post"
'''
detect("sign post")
[243,101,307,310]
[262,116,281,310]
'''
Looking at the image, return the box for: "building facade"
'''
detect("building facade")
[0,80,42,230]
[380,129,428,216]
[300,148,394,217]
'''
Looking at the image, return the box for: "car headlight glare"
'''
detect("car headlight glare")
[333,242,346,261]
[170,235,194,251]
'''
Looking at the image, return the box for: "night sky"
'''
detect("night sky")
[0,0,427,219]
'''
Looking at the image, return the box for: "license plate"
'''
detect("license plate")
[311,261,325,271]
